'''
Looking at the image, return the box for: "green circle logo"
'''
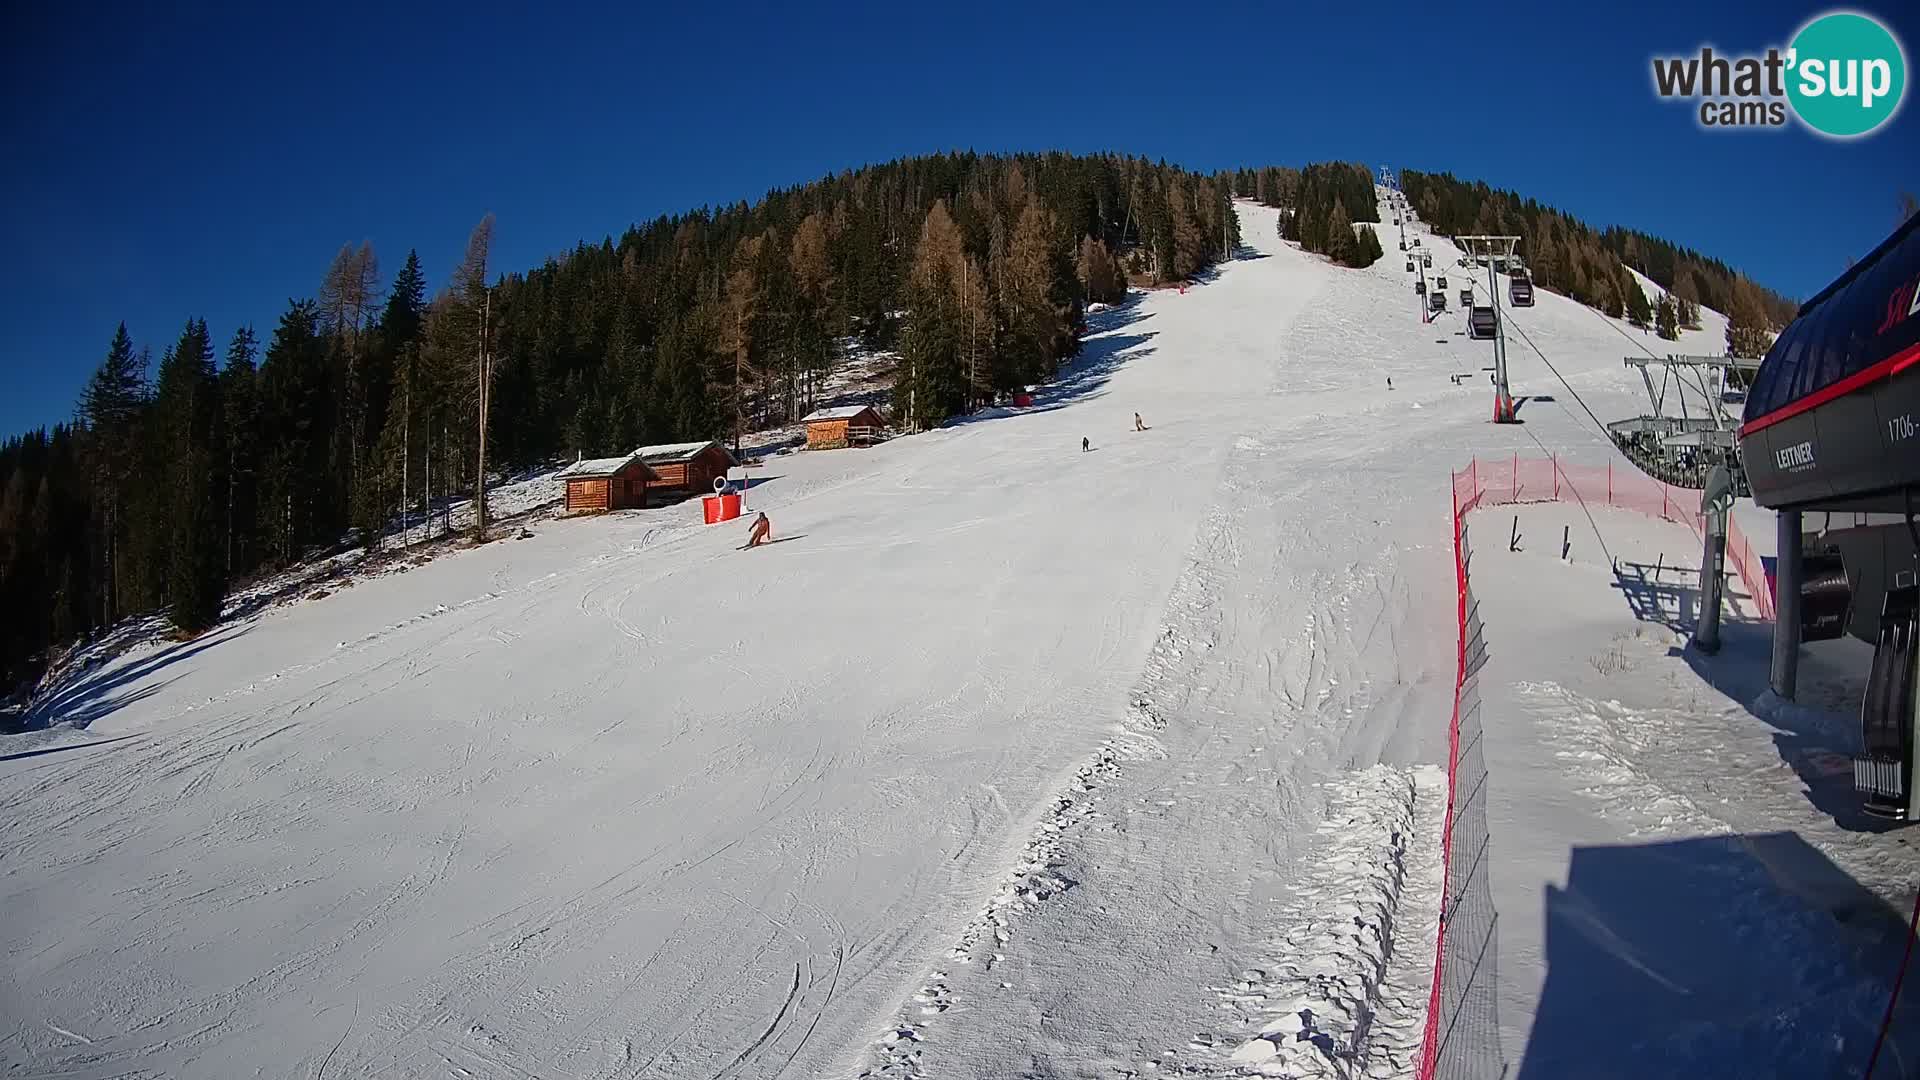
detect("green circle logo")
[1787,11,1907,137]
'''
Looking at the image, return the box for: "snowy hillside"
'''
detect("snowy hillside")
[4,198,1912,1079]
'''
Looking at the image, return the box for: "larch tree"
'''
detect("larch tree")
[789,212,837,415]
[721,233,767,454]
[898,200,970,427]
[1725,275,1774,358]
[319,242,381,531]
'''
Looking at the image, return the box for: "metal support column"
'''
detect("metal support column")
[1772,510,1803,699]
[1695,504,1727,654]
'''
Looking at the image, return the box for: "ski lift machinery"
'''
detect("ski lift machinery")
[1456,235,1523,422]
[1607,353,1757,491]
[1738,211,1920,819]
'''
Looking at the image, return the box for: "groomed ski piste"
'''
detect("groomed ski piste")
[4,198,1916,1078]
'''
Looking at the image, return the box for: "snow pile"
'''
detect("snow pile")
[1523,679,1730,837]
[1204,765,1443,1078]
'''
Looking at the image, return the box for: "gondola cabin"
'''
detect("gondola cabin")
[1468,306,1497,340]
[1739,212,1920,819]
[1459,287,1474,307]
[1415,280,1427,296]
[637,440,739,503]
[557,452,656,513]
[1509,277,1535,307]
[1436,273,1448,290]
[802,405,888,450]
[1405,260,1415,272]
[1429,291,1447,313]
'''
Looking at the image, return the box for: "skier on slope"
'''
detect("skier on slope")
[745,511,772,549]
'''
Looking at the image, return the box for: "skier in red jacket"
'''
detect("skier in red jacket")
[745,512,771,549]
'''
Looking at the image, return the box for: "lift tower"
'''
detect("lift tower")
[1457,234,1522,423]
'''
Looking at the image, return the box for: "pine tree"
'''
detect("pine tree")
[77,324,148,622]
[257,300,326,562]
[1356,224,1384,267]
[381,250,428,352]
[1168,178,1203,280]
[221,326,259,573]
[1325,200,1358,266]
[152,319,226,632]
[1624,270,1653,328]
[1655,293,1679,340]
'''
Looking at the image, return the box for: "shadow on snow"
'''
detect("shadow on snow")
[1518,833,1919,1079]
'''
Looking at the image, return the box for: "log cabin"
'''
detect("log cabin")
[801,405,888,450]
[557,452,656,513]
[636,441,739,503]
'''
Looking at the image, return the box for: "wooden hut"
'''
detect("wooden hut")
[637,441,739,502]
[802,405,888,450]
[557,452,655,513]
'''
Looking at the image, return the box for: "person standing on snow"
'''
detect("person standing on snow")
[1082,437,1091,452]
[745,511,771,549]
[1133,412,1149,431]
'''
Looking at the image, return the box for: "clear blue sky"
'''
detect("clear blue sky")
[2,0,1914,437]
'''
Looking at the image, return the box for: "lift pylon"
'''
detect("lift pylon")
[1456,234,1523,423]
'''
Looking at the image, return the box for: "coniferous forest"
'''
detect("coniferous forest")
[0,152,1807,690]
[1,152,1247,687]
[1397,169,1796,355]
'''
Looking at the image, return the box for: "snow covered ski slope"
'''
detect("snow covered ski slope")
[6,200,1911,1079]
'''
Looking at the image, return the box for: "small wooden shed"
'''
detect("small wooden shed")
[557,452,656,513]
[802,405,888,450]
[637,440,739,502]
